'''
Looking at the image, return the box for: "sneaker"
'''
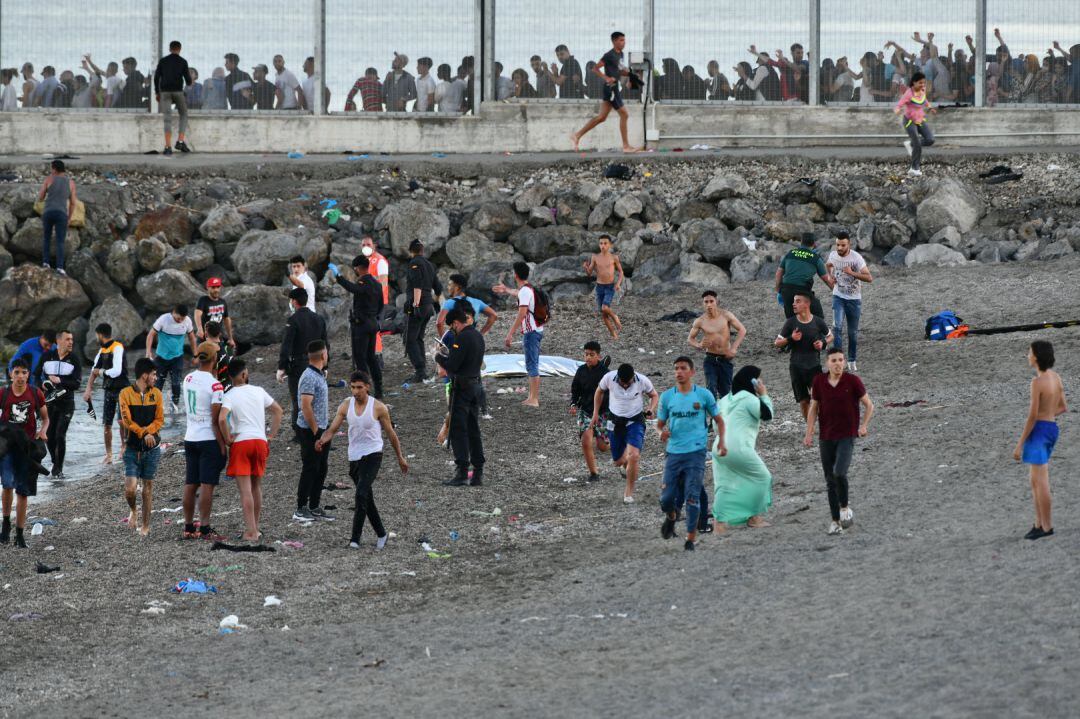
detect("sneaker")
[57,269,66,276]
[14,533,27,549]
[175,140,191,153]
[163,146,173,156]
[840,507,854,529]
[847,361,858,373]
[587,473,599,483]
[292,507,314,522]
[1024,526,1042,540]
[699,523,714,534]
[481,413,493,420]
[683,539,695,551]
[41,263,51,270]
[376,534,388,550]
[623,496,635,504]
[661,515,676,540]
[907,168,922,177]
[0,519,10,544]
[51,472,66,480]
[349,541,361,549]
[310,507,335,521]
[903,139,912,157]
[171,401,181,415]
[827,521,844,535]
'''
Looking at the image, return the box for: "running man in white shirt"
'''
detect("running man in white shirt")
[181,342,227,541]
[825,231,872,372]
[218,359,283,542]
[593,363,659,503]
[318,370,408,549]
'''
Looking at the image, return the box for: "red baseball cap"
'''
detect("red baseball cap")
[206,277,223,288]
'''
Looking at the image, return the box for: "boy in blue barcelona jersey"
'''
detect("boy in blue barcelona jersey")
[657,356,726,551]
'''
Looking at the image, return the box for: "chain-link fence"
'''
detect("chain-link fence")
[986,1,1080,104]
[0,0,155,110]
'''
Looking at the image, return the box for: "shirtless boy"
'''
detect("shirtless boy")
[570,31,641,153]
[687,290,747,399]
[1013,340,1067,540]
[583,234,624,339]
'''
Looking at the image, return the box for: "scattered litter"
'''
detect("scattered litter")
[400,571,416,577]
[210,541,276,553]
[519,616,547,623]
[741,238,757,251]
[44,545,55,551]
[562,477,577,483]
[8,612,44,622]
[142,606,166,616]
[278,540,304,549]
[659,309,700,323]
[524,523,544,533]
[637,347,646,353]
[689,144,712,150]
[319,199,338,209]
[172,579,217,594]
[35,562,60,574]
[362,658,386,669]
[431,152,447,158]
[469,508,501,517]
[449,531,460,541]
[263,595,283,607]
[536,454,547,460]
[28,517,56,526]
[153,507,183,513]
[71,517,88,524]
[297,193,312,200]
[369,571,389,576]
[827,673,850,679]
[219,615,247,630]
[1047,164,1062,171]
[425,646,431,658]
[281,625,291,631]
[884,400,927,408]
[287,151,304,159]
[31,523,43,536]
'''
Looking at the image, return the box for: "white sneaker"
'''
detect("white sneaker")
[840,508,854,529]
[481,413,493,420]
[848,361,858,372]
[827,521,844,535]
[348,541,361,549]
[376,534,388,550]
[623,496,635,504]
[907,168,922,177]
[171,401,181,415]
[903,139,912,157]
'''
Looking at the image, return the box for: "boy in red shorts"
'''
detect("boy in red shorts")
[218,359,283,542]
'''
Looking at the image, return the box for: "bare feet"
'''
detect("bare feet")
[127,510,137,529]
[521,399,540,407]
[714,522,729,533]
[747,517,771,528]
[570,132,580,152]
[242,533,261,542]
[138,525,150,537]
[102,454,113,465]
[622,145,642,154]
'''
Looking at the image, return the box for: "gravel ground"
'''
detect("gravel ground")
[2,256,1079,718]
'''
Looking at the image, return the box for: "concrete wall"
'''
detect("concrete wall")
[1,102,1078,155]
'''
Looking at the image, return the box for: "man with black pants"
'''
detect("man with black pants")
[404,239,442,383]
[295,340,333,521]
[775,232,835,319]
[330,255,384,398]
[35,329,81,479]
[277,288,328,436]
[775,292,833,421]
[436,307,486,487]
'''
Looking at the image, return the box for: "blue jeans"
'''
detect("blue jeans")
[659,450,706,535]
[703,354,733,399]
[831,296,862,361]
[523,331,542,377]
[42,209,68,270]
[154,355,184,403]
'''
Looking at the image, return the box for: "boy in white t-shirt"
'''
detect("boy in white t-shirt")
[825,231,873,372]
[493,261,545,408]
[219,359,283,542]
[273,55,301,109]
[414,57,437,111]
[181,342,227,541]
[286,255,317,312]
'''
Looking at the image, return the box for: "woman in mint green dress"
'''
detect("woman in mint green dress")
[712,366,774,529]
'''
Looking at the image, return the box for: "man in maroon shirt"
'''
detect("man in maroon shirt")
[803,349,874,535]
[1,358,49,547]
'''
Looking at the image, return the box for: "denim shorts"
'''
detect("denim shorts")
[123,446,161,481]
[608,421,645,462]
[595,283,615,310]
[523,331,543,378]
[1,452,34,497]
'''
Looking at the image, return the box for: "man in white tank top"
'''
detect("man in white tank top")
[318,370,408,549]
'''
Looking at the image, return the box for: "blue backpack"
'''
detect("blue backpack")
[925,311,964,341]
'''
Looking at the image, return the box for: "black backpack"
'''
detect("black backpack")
[604,164,633,181]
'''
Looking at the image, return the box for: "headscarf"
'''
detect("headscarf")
[731,365,761,396]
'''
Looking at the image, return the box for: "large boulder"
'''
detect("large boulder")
[514,184,553,213]
[7,218,82,260]
[0,207,17,244]
[587,196,616,230]
[904,244,967,268]
[444,229,515,269]
[1039,240,1074,261]
[670,199,715,226]
[259,200,314,231]
[528,206,555,227]
[84,296,143,361]
[874,218,912,249]
[199,205,248,244]
[0,264,92,338]
[232,230,329,285]
[813,178,847,212]
[76,183,137,243]
[714,198,760,230]
[532,254,591,286]
[468,201,522,240]
[836,200,877,225]
[701,173,749,202]
[135,269,204,312]
[374,200,451,258]
[223,285,289,345]
[137,234,171,273]
[854,218,876,251]
[105,240,139,289]
[134,206,194,247]
[777,179,815,204]
[613,194,644,220]
[509,225,592,262]
[916,177,985,238]
[929,226,963,251]
[66,249,122,305]
[0,247,11,276]
[882,245,909,267]
[0,184,40,219]
[161,242,215,273]
[677,219,748,263]
[553,192,591,227]
[765,219,814,243]
[677,254,730,287]
[463,261,514,305]
[730,252,764,283]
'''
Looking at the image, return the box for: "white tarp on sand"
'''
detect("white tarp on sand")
[481,354,583,378]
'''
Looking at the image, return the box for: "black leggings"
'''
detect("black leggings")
[46,407,73,475]
[350,324,383,397]
[350,453,385,542]
[819,437,854,521]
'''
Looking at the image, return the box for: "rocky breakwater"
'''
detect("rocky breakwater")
[2,155,1079,362]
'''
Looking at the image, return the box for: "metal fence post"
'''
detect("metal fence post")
[151,0,163,113]
[975,0,986,107]
[808,0,821,106]
[314,0,326,115]
[482,0,495,105]
[472,0,483,114]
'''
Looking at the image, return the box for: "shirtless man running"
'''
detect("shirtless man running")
[687,290,747,399]
[583,234,624,340]
[1013,340,1067,540]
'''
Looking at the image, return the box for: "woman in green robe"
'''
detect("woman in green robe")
[712,365,774,529]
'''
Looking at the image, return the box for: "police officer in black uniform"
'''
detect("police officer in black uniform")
[332,255,384,398]
[436,307,485,487]
[404,239,443,383]
[277,288,328,434]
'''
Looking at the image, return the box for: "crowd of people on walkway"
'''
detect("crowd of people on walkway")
[0,221,1066,551]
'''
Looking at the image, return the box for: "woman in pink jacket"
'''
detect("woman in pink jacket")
[894,71,937,176]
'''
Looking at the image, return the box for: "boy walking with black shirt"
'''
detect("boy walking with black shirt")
[35,329,81,479]
[570,341,610,482]
[570,32,640,153]
[775,293,832,420]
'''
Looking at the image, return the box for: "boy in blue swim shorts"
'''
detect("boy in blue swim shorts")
[1013,340,1067,540]
[583,234,624,340]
